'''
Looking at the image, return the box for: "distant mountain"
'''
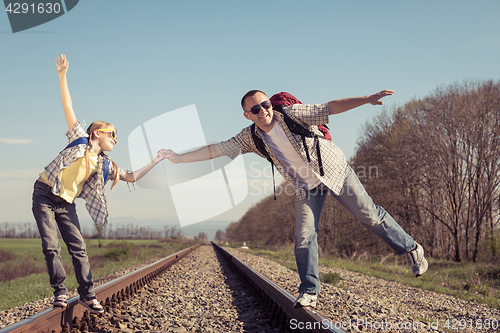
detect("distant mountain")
[180,220,234,240]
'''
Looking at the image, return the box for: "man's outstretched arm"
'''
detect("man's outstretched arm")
[159,144,223,164]
[327,90,394,115]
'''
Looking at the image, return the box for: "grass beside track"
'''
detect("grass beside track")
[0,238,199,311]
[227,244,500,310]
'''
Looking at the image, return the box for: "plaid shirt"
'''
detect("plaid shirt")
[43,122,124,227]
[218,103,347,200]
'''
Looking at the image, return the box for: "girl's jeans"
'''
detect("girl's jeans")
[32,179,95,299]
[294,166,416,294]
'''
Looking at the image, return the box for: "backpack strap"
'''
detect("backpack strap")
[103,156,110,183]
[250,124,271,163]
[65,137,89,149]
[251,124,276,200]
[250,107,327,199]
[275,106,325,176]
[282,112,315,164]
[277,106,315,138]
[64,137,110,183]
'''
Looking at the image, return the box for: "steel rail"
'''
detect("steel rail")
[212,242,346,333]
[0,244,202,333]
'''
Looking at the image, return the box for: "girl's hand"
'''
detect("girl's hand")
[157,149,181,164]
[153,150,167,164]
[55,54,69,76]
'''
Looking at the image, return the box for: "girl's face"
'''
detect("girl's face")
[95,126,117,152]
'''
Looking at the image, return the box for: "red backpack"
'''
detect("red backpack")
[251,92,330,176]
[269,92,331,141]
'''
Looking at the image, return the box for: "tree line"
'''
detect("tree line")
[225,80,500,262]
[0,221,215,244]
[0,222,186,240]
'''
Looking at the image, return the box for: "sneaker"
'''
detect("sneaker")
[53,294,68,308]
[408,243,428,277]
[78,296,104,314]
[293,292,317,308]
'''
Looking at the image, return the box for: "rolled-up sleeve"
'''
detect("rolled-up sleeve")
[285,103,329,126]
[118,168,127,178]
[217,126,255,159]
[108,164,127,183]
[66,121,88,143]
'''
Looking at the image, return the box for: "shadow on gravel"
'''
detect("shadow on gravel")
[213,248,283,332]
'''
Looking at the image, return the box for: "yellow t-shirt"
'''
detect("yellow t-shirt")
[40,152,98,204]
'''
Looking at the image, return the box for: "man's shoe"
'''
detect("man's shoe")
[53,294,67,308]
[78,296,104,314]
[293,292,317,308]
[408,243,428,277]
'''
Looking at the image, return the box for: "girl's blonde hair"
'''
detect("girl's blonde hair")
[84,121,119,190]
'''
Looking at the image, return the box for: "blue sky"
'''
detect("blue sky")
[1,1,499,232]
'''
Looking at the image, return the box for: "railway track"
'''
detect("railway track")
[0,243,344,333]
[212,243,342,333]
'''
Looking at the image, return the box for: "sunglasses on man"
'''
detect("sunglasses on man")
[247,100,272,115]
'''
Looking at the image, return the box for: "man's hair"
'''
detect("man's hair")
[241,90,267,110]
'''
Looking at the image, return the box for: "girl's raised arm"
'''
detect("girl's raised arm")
[56,54,77,130]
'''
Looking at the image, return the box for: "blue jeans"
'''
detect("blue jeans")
[294,166,416,293]
[32,180,95,299]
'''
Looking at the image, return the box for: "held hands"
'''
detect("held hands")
[157,149,180,164]
[55,54,69,76]
[121,149,173,183]
[368,90,394,105]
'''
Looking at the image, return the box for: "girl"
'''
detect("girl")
[32,54,167,314]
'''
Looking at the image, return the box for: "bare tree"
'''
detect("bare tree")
[214,230,226,242]
[353,80,500,261]
[171,226,183,239]
[93,222,104,247]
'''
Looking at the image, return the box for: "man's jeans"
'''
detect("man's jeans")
[32,180,95,298]
[294,166,416,293]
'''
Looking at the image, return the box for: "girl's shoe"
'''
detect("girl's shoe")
[53,294,68,308]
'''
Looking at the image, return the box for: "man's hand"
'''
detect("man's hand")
[158,145,221,163]
[158,149,181,164]
[367,90,394,105]
[152,150,169,164]
[55,54,69,77]
[328,89,395,115]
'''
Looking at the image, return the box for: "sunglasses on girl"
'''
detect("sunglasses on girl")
[96,128,117,142]
[248,100,272,115]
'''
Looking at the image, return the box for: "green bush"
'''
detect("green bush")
[0,247,16,261]
[104,241,132,261]
[335,236,355,256]
[320,272,341,285]
[281,262,298,272]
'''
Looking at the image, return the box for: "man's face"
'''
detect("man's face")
[243,92,275,133]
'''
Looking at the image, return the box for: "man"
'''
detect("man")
[161,89,428,308]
